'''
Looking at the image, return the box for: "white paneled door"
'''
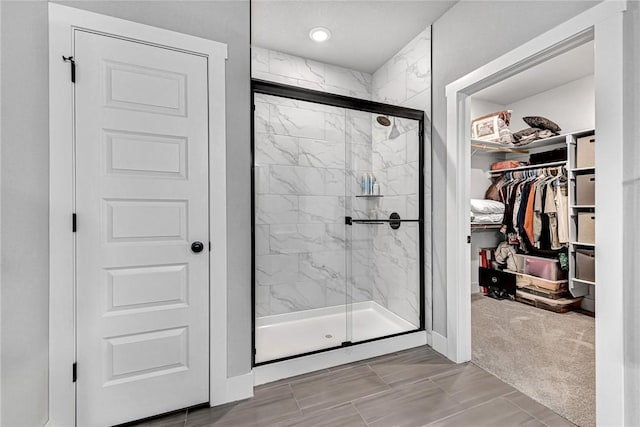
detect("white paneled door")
[74,30,209,426]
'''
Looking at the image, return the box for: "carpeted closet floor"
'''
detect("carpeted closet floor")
[471,293,595,427]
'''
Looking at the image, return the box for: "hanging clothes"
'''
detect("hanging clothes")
[493,166,568,253]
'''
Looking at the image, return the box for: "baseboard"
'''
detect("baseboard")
[432,331,448,357]
[210,372,254,406]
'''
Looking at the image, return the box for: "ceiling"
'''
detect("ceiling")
[473,40,595,105]
[251,1,458,74]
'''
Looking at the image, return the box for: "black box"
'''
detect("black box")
[479,267,516,299]
[529,147,567,165]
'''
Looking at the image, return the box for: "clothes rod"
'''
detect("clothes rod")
[489,161,566,175]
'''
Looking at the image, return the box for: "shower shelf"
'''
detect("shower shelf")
[356,195,384,198]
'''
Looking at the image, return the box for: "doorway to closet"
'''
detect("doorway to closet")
[445,4,629,423]
[467,39,595,426]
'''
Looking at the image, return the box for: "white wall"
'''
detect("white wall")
[508,75,594,135]
[431,0,601,336]
[0,1,3,423]
[1,1,250,425]
[1,2,50,425]
[623,2,640,425]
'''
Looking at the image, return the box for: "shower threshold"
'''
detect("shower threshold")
[255,301,416,364]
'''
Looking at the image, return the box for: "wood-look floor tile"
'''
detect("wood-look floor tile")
[428,398,537,427]
[255,368,331,392]
[368,347,462,387]
[504,391,576,426]
[185,384,300,427]
[272,403,367,427]
[430,363,515,405]
[354,378,472,427]
[290,364,390,414]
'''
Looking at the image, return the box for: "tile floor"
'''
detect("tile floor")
[131,346,575,427]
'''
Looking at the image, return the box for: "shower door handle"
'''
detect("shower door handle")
[349,212,420,229]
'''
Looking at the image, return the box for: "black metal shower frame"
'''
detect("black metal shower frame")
[250,79,426,367]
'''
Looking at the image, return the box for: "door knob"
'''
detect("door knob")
[191,241,204,253]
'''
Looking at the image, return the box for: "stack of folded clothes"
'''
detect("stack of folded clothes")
[470,198,505,224]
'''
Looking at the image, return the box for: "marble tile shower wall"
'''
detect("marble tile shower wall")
[370,119,421,327]
[252,47,376,317]
[251,39,430,329]
[370,26,432,328]
[254,93,374,316]
[252,46,372,99]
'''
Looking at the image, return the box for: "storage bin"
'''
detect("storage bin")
[512,271,568,291]
[523,255,565,280]
[576,249,595,282]
[515,290,581,314]
[578,212,596,243]
[576,174,595,205]
[529,147,566,165]
[576,134,595,168]
[514,254,526,273]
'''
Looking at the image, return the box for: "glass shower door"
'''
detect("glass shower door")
[346,112,422,343]
[253,92,350,363]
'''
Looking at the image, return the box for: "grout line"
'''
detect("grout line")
[350,402,372,427]
[502,393,575,427]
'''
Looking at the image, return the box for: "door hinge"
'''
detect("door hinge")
[467,235,471,244]
[62,55,76,83]
[345,216,352,225]
[72,362,77,382]
[72,213,77,232]
[209,241,211,251]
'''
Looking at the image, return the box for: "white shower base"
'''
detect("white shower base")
[255,301,417,364]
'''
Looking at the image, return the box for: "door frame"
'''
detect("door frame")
[49,4,229,425]
[444,1,628,425]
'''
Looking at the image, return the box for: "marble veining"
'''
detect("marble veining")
[255,133,299,166]
[251,46,373,100]
[298,196,345,224]
[256,253,299,286]
[256,194,298,225]
[299,139,345,169]
[269,50,325,84]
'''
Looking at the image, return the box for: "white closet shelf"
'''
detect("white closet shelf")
[570,166,595,173]
[489,160,566,175]
[471,132,569,154]
[471,142,528,154]
[471,223,502,231]
[571,241,595,247]
[572,278,596,286]
[571,205,595,209]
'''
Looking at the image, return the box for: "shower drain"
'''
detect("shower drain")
[325,334,333,339]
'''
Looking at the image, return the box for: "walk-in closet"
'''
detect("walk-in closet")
[468,40,596,426]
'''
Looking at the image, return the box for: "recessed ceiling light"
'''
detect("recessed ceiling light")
[309,27,331,43]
